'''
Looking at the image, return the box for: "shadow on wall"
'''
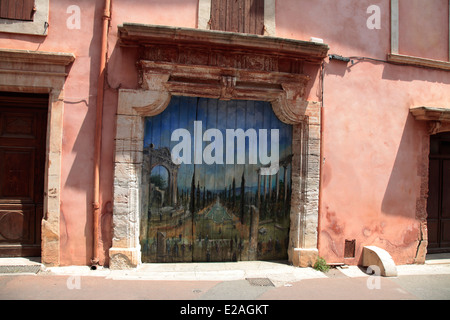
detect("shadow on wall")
[327,55,450,85]
[380,114,427,218]
[96,30,142,267]
[319,56,440,264]
[381,62,450,85]
[62,0,104,266]
[380,113,430,264]
[324,56,443,220]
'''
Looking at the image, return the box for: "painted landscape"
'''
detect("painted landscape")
[140,96,293,263]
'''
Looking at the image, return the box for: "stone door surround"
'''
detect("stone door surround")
[110,24,328,269]
[0,48,75,266]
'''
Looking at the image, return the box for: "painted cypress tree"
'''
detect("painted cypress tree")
[224,186,228,205]
[232,177,236,209]
[203,186,206,209]
[196,181,200,211]
[240,172,245,224]
[190,172,195,214]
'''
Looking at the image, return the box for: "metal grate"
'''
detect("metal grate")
[246,278,275,287]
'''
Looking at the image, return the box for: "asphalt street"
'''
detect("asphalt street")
[1,266,448,319]
[1,260,450,301]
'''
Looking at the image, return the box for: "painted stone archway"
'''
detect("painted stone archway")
[144,146,180,206]
[109,24,329,269]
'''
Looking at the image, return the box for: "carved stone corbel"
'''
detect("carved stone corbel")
[271,81,312,125]
[117,72,172,117]
[429,121,442,135]
[220,75,237,100]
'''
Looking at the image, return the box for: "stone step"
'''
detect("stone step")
[0,257,43,274]
[425,253,450,265]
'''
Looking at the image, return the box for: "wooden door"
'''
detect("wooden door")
[427,132,450,253]
[140,96,293,263]
[0,92,48,257]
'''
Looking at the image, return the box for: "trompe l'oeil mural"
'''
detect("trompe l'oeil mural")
[140,96,293,263]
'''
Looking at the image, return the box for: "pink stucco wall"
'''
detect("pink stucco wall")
[399,0,449,62]
[0,0,197,265]
[277,0,450,265]
[1,0,449,266]
[0,1,103,265]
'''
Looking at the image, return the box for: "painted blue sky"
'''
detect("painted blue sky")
[144,96,292,192]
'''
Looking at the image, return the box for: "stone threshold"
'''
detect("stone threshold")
[0,257,43,274]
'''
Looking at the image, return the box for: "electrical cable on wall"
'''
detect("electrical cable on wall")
[328,53,447,71]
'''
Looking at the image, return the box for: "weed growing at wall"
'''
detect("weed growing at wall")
[313,257,330,273]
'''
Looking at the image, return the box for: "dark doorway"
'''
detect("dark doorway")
[0,92,48,257]
[427,132,450,253]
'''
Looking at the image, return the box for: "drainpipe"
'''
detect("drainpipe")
[92,0,111,268]
[317,61,325,254]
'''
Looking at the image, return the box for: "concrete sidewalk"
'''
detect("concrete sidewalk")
[2,254,448,283]
[45,260,330,285]
[1,255,450,300]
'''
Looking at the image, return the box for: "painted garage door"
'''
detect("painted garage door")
[140,96,293,263]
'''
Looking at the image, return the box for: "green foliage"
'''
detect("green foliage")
[313,256,330,273]
[150,174,167,189]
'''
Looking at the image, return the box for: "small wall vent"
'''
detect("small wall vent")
[344,239,356,258]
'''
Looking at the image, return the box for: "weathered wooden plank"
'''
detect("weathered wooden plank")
[15,0,23,20]
[8,0,15,19]
[0,0,34,21]
[0,0,9,19]
[23,0,35,20]
[210,0,264,35]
